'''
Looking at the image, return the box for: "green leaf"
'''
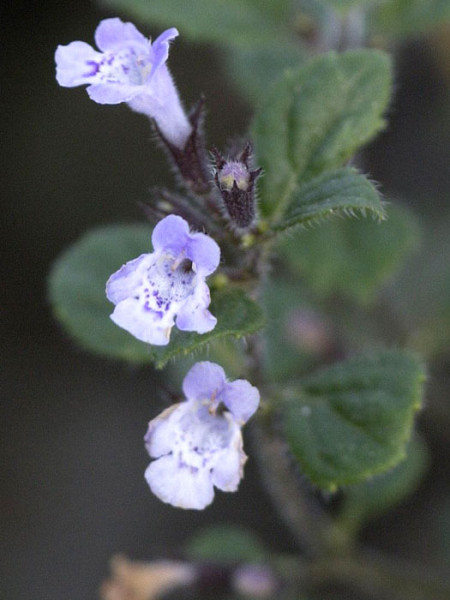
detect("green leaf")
[339,435,429,533]
[277,203,419,304]
[282,351,425,491]
[102,0,291,48]
[252,50,392,216]
[49,225,265,367]
[185,525,266,564]
[273,168,386,233]
[371,0,450,37]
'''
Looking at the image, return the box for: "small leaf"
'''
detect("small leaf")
[273,168,386,233]
[49,225,264,366]
[371,0,450,38]
[277,203,419,304]
[283,351,426,491]
[102,0,290,48]
[339,435,429,533]
[185,525,266,564]
[252,50,392,216]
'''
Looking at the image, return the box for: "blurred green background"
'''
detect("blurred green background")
[2,1,450,599]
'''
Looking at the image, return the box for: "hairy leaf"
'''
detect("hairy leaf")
[273,168,386,233]
[339,436,429,532]
[283,351,425,490]
[252,50,392,216]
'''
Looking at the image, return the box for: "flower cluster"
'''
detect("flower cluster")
[144,362,260,509]
[56,19,262,510]
[106,215,220,346]
[55,18,191,148]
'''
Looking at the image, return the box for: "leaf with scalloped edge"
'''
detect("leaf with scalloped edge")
[272,168,386,233]
[252,49,392,216]
[339,435,429,533]
[283,351,425,491]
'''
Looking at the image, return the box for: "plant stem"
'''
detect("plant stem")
[249,418,335,558]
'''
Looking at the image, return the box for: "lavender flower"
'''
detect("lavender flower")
[55,18,191,148]
[106,215,220,346]
[144,362,260,509]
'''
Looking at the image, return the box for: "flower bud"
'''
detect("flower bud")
[212,144,262,230]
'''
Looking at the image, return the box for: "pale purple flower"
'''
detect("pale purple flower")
[106,215,220,345]
[144,362,260,509]
[55,18,191,148]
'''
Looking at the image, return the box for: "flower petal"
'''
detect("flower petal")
[211,429,246,492]
[144,403,182,458]
[151,214,190,254]
[110,297,173,345]
[186,233,221,276]
[145,455,215,509]
[176,280,216,334]
[106,253,151,304]
[150,28,179,75]
[94,17,148,52]
[182,361,227,401]
[55,41,101,87]
[220,380,260,424]
[87,83,140,104]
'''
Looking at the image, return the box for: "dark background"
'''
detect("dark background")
[2,1,450,599]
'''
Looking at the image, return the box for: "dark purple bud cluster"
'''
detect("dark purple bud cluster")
[212,144,262,230]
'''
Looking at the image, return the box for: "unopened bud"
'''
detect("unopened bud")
[212,144,262,230]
